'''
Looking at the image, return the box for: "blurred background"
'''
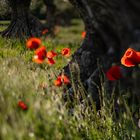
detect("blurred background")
[0,0,79,22]
[0,0,84,44]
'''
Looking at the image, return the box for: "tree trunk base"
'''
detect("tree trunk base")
[64,0,140,110]
[1,14,45,39]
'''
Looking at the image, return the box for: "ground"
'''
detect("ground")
[0,19,140,140]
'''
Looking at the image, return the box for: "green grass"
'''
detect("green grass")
[0,19,140,140]
[0,20,10,24]
[0,20,9,31]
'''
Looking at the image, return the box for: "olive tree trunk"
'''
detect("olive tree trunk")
[43,0,56,34]
[64,0,140,109]
[1,0,45,38]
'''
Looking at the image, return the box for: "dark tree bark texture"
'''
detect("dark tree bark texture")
[1,0,45,38]
[64,0,140,109]
[43,0,56,34]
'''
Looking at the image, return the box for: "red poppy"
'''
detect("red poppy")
[33,46,47,64]
[46,51,57,59]
[106,66,122,81]
[18,101,28,110]
[47,58,55,65]
[54,75,70,87]
[42,29,49,35]
[121,48,140,67]
[121,48,140,66]
[54,76,62,87]
[61,48,71,57]
[26,37,41,50]
[81,31,86,39]
[61,75,70,85]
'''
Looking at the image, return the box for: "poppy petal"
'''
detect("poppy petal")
[26,38,41,50]
[32,55,44,64]
[106,66,122,81]
[54,79,62,87]
[47,58,55,65]
[63,75,70,85]
[35,46,47,57]
[81,31,86,39]
[121,57,135,67]
[18,101,28,110]
[121,48,140,67]
[46,51,57,59]
[61,48,71,57]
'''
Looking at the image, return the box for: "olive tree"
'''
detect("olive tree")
[1,0,45,38]
[64,0,140,109]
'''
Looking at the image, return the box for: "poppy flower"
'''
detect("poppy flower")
[26,37,41,50]
[61,48,71,57]
[33,46,47,64]
[54,76,62,87]
[18,101,28,110]
[61,75,70,84]
[54,75,70,87]
[47,58,55,65]
[121,48,140,67]
[46,51,57,59]
[106,66,122,81]
[42,29,49,35]
[81,31,86,39]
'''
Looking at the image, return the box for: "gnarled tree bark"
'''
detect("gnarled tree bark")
[64,0,140,109]
[1,0,45,38]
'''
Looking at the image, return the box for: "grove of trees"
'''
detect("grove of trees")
[1,0,140,109]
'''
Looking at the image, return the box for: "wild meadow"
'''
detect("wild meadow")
[0,19,140,140]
